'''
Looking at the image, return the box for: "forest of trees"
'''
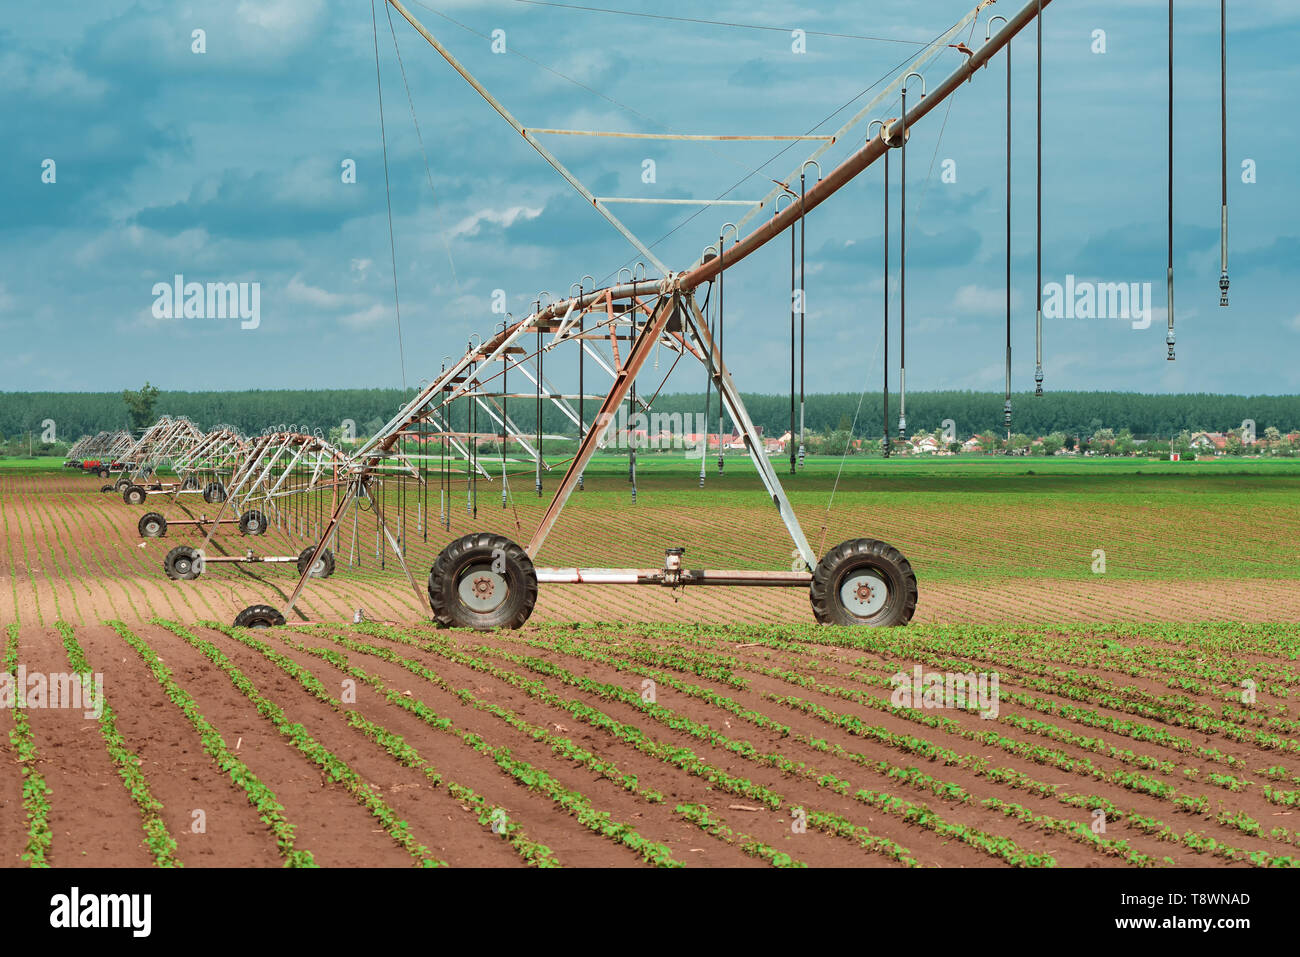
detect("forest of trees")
[3,388,1299,448]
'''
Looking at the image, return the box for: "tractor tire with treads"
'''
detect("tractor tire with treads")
[238,510,268,536]
[203,482,226,504]
[123,485,147,506]
[233,605,285,629]
[296,547,335,579]
[429,533,537,630]
[163,545,202,581]
[137,512,167,538]
[810,538,917,627]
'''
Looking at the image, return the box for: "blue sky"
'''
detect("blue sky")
[3,0,1297,396]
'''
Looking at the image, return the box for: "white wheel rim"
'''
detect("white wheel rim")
[840,571,888,617]
[458,563,507,613]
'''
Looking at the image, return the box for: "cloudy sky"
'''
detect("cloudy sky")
[3,0,1296,397]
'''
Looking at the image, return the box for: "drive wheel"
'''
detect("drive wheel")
[233,604,285,629]
[97,468,110,479]
[138,512,167,538]
[164,545,202,581]
[100,484,114,493]
[182,476,200,491]
[239,510,268,536]
[114,476,131,490]
[296,547,335,579]
[810,538,917,627]
[123,484,147,506]
[429,533,537,630]
[203,482,227,504]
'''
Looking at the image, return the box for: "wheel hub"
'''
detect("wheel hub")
[840,570,888,617]
[458,564,507,613]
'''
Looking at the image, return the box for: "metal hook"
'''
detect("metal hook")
[774,193,794,215]
[903,71,926,98]
[537,291,553,311]
[985,14,1008,42]
[569,281,584,300]
[617,267,632,286]
[701,243,718,263]
[801,160,823,182]
[720,223,739,246]
[633,262,648,281]
[867,118,885,143]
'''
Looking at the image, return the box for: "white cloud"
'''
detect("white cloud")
[448,205,544,240]
[339,303,388,328]
[286,275,354,309]
[954,284,1022,314]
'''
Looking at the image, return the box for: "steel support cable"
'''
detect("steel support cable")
[799,172,808,468]
[384,1,460,290]
[717,235,726,475]
[1034,0,1044,392]
[372,0,408,390]
[506,0,931,45]
[629,279,638,503]
[589,28,957,290]
[406,0,781,188]
[789,211,797,475]
[1166,0,1175,360]
[1219,0,1229,306]
[817,318,885,558]
[883,143,891,458]
[899,83,910,443]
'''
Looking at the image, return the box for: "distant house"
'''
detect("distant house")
[962,437,983,452]
[1189,431,1227,453]
[911,435,940,454]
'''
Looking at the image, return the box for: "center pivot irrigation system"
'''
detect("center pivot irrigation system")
[216,0,1071,633]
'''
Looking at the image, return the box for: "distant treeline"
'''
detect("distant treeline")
[1,389,1296,442]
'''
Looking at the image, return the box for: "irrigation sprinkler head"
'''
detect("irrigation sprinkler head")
[1166,330,1176,361]
[663,547,684,586]
[1219,271,1230,307]
[1034,365,1044,396]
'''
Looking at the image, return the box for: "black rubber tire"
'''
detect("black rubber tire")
[99,484,114,493]
[97,468,110,479]
[239,510,268,536]
[809,538,917,627]
[114,476,131,490]
[233,604,285,629]
[296,547,335,579]
[138,512,167,538]
[203,482,227,504]
[429,533,537,630]
[123,485,147,506]
[163,545,202,581]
